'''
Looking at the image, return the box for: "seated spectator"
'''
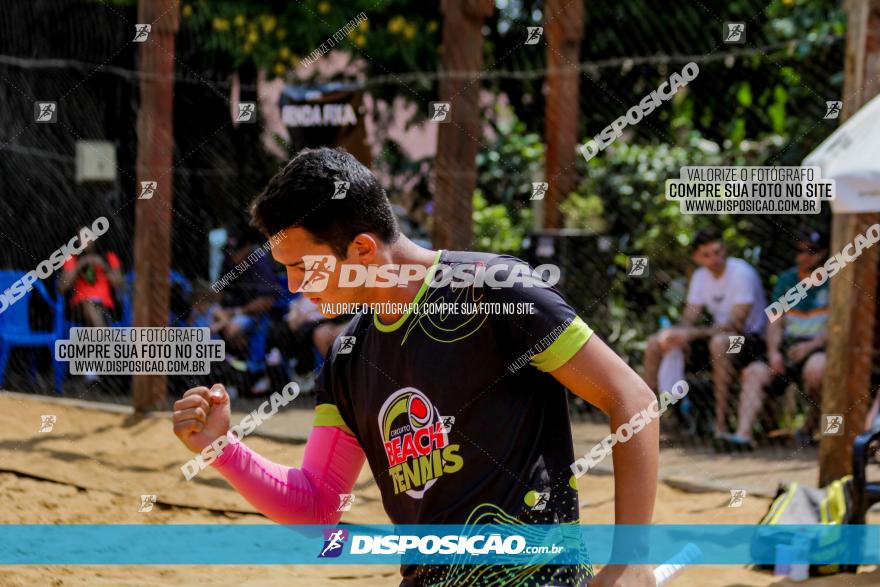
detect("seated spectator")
[216,225,277,356]
[58,226,123,328]
[287,295,349,358]
[643,228,768,437]
[266,295,350,378]
[729,227,830,448]
[188,279,227,335]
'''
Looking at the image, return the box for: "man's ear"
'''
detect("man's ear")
[348,233,379,264]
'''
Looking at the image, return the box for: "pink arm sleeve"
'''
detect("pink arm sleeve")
[210,425,366,524]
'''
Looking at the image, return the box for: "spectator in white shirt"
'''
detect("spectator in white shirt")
[643,228,767,438]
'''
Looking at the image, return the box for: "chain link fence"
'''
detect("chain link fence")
[1,0,875,466]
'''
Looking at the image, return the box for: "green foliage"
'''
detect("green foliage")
[176,0,440,83]
[475,111,545,208]
[472,190,532,255]
[470,107,541,254]
[561,131,779,359]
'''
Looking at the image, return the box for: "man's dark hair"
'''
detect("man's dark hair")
[250,147,399,257]
[691,227,722,252]
[795,225,830,252]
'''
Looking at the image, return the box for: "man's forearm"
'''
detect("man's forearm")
[211,425,365,524]
[766,319,784,355]
[609,401,659,524]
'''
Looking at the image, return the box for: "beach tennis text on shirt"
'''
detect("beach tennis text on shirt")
[54,327,224,375]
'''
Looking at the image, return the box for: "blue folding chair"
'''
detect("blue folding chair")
[246,314,272,373]
[0,270,66,394]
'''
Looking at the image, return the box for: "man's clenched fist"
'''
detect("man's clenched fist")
[173,385,231,454]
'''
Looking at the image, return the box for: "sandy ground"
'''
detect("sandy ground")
[0,394,877,587]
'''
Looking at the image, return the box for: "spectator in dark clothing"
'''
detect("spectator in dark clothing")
[216,226,277,354]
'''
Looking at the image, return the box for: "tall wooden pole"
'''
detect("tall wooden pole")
[132,0,179,412]
[818,0,880,485]
[433,0,493,250]
[543,0,584,229]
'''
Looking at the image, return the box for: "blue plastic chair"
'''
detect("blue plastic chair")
[0,270,66,394]
[246,314,272,373]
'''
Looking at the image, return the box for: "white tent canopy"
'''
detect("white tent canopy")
[804,93,880,213]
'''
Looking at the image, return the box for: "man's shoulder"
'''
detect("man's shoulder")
[727,257,761,279]
[774,266,799,284]
[688,265,710,284]
[442,250,522,266]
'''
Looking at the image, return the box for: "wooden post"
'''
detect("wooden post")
[818,0,880,485]
[132,0,179,413]
[543,0,584,229]
[433,0,493,250]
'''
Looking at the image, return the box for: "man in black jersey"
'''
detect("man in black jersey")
[175,147,659,586]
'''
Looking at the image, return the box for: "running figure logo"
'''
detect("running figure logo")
[332,181,350,199]
[39,415,57,433]
[337,336,356,355]
[627,257,649,277]
[139,181,157,200]
[138,494,157,512]
[34,102,57,123]
[728,489,746,508]
[525,27,543,45]
[824,101,842,120]
[429,102,451,123]
[318,529,348,558]
[440,416,455,433]
[530,491,550,511]
[530,182,548,201]
[337,493,355,512]
[133,24,151,42]
[300,255,337,292]
[726,335,744,354]
[724,22,745,43]
[822,414,843,436]
[237,102,256,123]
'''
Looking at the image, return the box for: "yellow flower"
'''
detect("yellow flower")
[354,33,366,47]
[279,47,290,59]
[403,23,416,40]
[388,16,405,34]
[260,15,276,33]
[289,54,300,66]
[181,4,193,18]
[318,1,331,15]
[212,17,230,32]
[247,30,259,44]
[276,28,287,40]
[234,14,245,28]
[427,20,438,33]
[357,19,369,31]
[243,42,254,54]
[273,63,286,76]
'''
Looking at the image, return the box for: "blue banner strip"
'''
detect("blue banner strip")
[0,524,876,565]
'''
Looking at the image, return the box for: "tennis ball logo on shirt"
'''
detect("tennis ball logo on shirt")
[378,387,464,498]
[408,394,432,429]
